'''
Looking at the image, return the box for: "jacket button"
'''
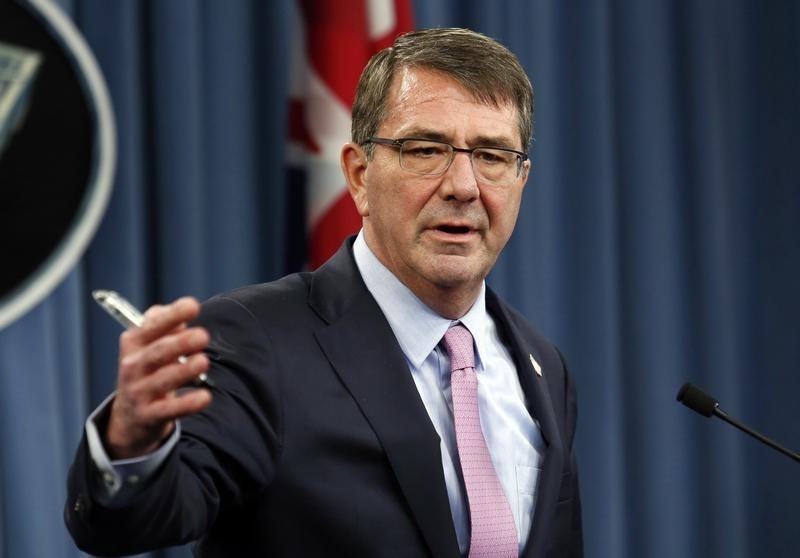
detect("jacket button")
[73,495,86,515]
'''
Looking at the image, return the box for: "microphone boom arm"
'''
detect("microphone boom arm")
[713,407,800,463]
[677,383,800,464]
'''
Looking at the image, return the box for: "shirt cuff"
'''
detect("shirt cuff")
[85,392,181,507]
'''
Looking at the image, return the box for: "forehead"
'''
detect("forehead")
[379,66,522,147]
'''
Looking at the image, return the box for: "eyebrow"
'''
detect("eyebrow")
[396,127,521,150]
[396,128,448,142]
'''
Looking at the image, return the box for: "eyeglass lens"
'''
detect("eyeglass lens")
[398,140,520,182]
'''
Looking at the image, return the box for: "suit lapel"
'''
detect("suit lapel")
[310,242,461,558]
[488,293,565,558]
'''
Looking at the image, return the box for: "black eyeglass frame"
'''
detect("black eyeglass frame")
[365,136,529,179]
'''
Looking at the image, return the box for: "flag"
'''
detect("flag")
[288,0,413,270]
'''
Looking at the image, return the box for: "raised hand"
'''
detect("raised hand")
[105,297,212,459]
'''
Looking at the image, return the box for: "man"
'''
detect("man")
[66,28,583,557]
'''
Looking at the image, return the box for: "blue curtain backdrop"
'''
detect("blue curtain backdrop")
[0,1,798,557]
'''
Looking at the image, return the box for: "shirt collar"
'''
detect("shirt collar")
[353,230,490,370]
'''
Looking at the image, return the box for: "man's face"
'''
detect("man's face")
[344,66,529,312]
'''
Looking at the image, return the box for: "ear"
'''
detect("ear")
[341,143,370,217]
[519,158,531,188]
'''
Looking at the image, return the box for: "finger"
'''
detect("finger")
[118,297,201,356]
[129,353,210,399]
[119,327,209,384]
[142,304,166,320]
[142,304,189,335]
[139,297,202,344]
[136,387,213,424]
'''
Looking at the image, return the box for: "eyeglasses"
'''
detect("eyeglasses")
[365,137,528,184]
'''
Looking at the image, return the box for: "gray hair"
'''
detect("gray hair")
[351,27,534,156]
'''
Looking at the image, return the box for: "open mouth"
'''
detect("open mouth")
[437,224,472,234]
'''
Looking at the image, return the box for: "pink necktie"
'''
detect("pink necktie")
[443,324,518,557]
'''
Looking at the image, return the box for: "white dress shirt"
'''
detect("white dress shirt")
[353,231,545,554]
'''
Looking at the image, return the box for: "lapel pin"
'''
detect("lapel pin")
[529,354,542,376]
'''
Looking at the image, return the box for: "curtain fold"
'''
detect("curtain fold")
[0,1,797,557]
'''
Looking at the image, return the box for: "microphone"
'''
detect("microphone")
[677,383,800,463]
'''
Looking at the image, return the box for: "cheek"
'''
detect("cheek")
[371,179,432,223]
[484,188,523,233]
[367,186,417,241]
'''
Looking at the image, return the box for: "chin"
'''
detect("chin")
[425,259,487,289]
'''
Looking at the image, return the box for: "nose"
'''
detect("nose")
[440,151,479,201]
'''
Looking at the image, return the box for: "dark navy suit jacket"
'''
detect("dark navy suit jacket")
[66,238,583,557]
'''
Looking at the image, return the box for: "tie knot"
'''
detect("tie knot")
[442,324,475,372]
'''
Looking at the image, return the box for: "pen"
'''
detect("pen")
[92,289,213,389]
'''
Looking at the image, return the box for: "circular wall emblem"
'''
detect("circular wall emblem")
[0,0,115,329]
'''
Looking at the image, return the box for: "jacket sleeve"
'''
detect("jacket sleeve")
[64,295,283,556]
